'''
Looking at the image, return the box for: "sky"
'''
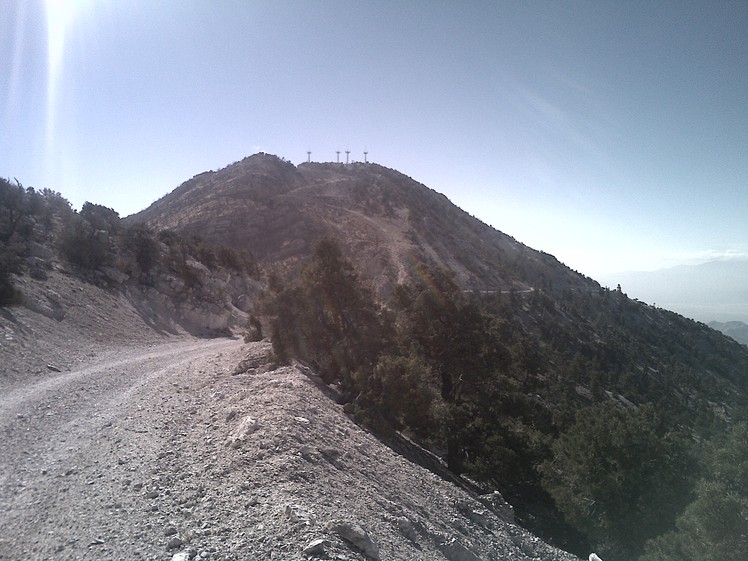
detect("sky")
[2,0,748,283]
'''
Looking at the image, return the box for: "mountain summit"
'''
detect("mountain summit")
[130,153,592,295]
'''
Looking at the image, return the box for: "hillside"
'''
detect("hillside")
[4,159,748,561]
[130,154,748,560]
[130,153,591,296]
[0,179,582,560]
[0,296,579,561]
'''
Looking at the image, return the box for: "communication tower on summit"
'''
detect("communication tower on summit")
[345,149,350,165]
[363,149,368,164]
[306,150,311,163]
[336,150,341,163]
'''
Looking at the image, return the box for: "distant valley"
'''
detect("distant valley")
[708,320,748,346]
[597,259,748,325]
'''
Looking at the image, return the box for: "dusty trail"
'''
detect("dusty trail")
[0,337,243,560]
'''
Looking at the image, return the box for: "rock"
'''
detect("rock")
[480,490,515,523]
[299,445,316,462]
[167,536,183,549]
[285,504,317,526]
[302,538,330,556]
[589,554,603,561]
[440,538,483,561]
[171,552,190,561]
[456,500,491,528]
[327,521,380,560]
[101,266,129,285]
[47,364,62,373]
[396,517,418,542]
[226,415,259,448]
[164,526,178,536]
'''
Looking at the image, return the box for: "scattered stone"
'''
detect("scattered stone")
[285,504,317,526]
[299,446,315,462]
[320,447,344,468]
[396,517,418,542]
[165,526,178,536]
[47,364,62,372]
[302,538,330,556]
[226,416,259,449]
[455,500,491,527]
[167,536,183,550]
[145,489,160,499]
[480,490,515,523]
[88,538,105,547]
[327,521,380,560]
[440,538,483,561]
[171,552,190,561]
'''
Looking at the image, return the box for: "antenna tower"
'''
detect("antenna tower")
[345,149,350,165]
[363,149,368,164]
[306,150,311,163]
[336,150,341,163]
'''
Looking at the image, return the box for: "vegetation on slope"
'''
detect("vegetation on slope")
[259,237,748,561]
[0,177,257,315]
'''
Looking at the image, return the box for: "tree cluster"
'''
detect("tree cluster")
[258,238,748,561]
[0,177,258,306]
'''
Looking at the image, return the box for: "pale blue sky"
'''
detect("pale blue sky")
[2,0,747,281]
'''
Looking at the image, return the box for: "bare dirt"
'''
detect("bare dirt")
[0,272,581,561]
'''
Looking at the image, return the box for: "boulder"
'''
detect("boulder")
[327,521,380,560]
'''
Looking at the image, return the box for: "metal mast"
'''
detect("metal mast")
[306,150,311,163]
[336,150,341,163]
[345,149,350,165]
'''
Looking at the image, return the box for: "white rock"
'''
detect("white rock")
[227,416,259,448]
[302,538,329,555]
[328,521,380,560]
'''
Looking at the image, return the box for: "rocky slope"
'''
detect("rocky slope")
[129,153,593,296]
[0,273,581,561]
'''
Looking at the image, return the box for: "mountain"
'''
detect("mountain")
[130,153,592,296]
[597,260,748,324]
[6,157,747,561]
[128,154,748,559]
[709,320,748,346]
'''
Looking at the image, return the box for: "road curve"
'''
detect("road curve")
[0,336,243,559]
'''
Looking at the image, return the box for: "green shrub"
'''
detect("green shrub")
[541,402,696,561]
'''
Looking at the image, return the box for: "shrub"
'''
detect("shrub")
[541,402,696,561]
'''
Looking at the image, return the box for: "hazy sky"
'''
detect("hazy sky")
[2,0,747,281]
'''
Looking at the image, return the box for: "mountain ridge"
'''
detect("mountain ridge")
[130,153,594,296]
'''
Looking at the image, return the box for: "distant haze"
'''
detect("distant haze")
[597,260,748,324]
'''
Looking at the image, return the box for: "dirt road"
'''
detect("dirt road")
[0,337,244,560]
